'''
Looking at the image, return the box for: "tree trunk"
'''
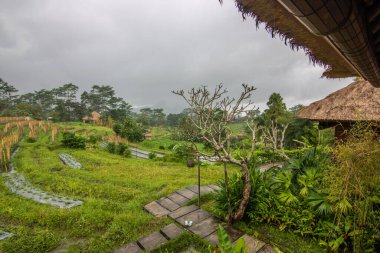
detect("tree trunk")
[226,163,251,222]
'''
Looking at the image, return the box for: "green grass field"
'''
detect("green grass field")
[0,125,228,253]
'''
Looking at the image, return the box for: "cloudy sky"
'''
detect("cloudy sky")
[0,0,352,113]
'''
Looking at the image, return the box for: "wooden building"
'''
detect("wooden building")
[296,80,380,139]
[82,111,101,124]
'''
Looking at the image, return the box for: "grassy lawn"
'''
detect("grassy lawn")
[0,125,228,253]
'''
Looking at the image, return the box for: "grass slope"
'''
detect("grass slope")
[0,125,227,253]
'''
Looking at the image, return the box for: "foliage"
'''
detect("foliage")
[61,132,86,149]
[255,93,291,154]
[216,225,246,253]
[323,123,380,252]
[113,117,144,142]
[0,124,229,252]
[136,107,166,126]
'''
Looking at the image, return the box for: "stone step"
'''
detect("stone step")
[169,205,199,220]
[114,242,142,253]
[257,244,276,253]
[188,217,219,238]
[160,223,184,240]
[176,188,198,200]
[187,185,215,194]
[157,197,180,212]
[239,235,266,253]
[144,201,170,217]
[167,192,190,205]
[137,231,168,251]
[176,209,211,226]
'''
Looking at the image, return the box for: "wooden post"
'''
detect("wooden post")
[198,155,201,208]
[224,161,232,221]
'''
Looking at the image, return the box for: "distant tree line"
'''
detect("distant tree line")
[0,78,131,122]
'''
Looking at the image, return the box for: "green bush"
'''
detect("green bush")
[148,153,157,159]
[25,137,36,143]
[61,132,86,149]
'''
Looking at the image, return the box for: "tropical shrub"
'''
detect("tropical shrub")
[61,132,86,149]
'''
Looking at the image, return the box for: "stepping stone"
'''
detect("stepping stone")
[187,185,215,194]
[208,184,221,191]
[240,234,265,253]
[144,201,170,217]
[167,192,190,205]
[160,223,184,240]
[257,244,275,253]
[169,205,199,219]
[0,231,13,241]
[188,217,219,238]
[138,231,168,251]
[157,197,180,212]
[223,225,245,242]
[187,185,200,193]
[114,242,142,253]
[176,188,198,200]
[176,209,211,226]
[205,231,219,246]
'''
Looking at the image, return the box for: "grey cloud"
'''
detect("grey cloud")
[0,0,352,113]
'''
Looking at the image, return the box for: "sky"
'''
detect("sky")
[0,0,353,113]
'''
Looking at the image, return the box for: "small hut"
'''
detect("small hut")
[296,80,380,140]
[144,132,152,140]
[82,111,101,124]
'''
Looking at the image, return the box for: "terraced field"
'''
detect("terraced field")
[0,124,230,252]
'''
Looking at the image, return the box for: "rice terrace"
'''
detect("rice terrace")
[1,0,380,253]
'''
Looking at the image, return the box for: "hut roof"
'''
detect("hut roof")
[232,0,380,86]
[296,81,380,122]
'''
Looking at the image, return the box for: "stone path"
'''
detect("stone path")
[115,184,275,253]
[259,162,283,172]
[0,230,13,240]
[59,153,82,169]
[3,148,83,208]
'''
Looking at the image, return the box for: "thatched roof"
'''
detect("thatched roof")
[232,0,380,86]
[296,81,380,122]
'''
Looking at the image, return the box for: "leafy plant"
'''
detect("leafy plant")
[216,225,246,253]
[61,132,86,149]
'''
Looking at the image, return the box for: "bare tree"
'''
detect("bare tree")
[173,83,258,222]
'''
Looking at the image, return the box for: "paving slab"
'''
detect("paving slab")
[160,223,184,240]
[169,205,199,219]
[144,201,170,217]
[205,231,219,246]
[223,225,245,242]
[157,197,180,211]
[167,192,190,205]
[176,188,198,200]
[187,185,215,194]
[208,184,221,191]
[188,217,219,238]
[240,234,266,253]
[138,231,168,251]
[176,209,211,226]
[257,244,276,253]
[114,242,142,253]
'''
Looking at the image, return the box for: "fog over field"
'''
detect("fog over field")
[0,0,352,112]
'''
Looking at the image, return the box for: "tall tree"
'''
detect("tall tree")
[174,84,259,222]
[257,93,290,156]
[81,85,131,120]
[0,78,18,115]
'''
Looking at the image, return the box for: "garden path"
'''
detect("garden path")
[115,184,275,253]
[3,148,83,208]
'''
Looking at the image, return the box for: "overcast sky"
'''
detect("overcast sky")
[0,0,352,113]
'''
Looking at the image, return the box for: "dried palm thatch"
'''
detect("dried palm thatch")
[230,0,356,79]
[296,81,380,122]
